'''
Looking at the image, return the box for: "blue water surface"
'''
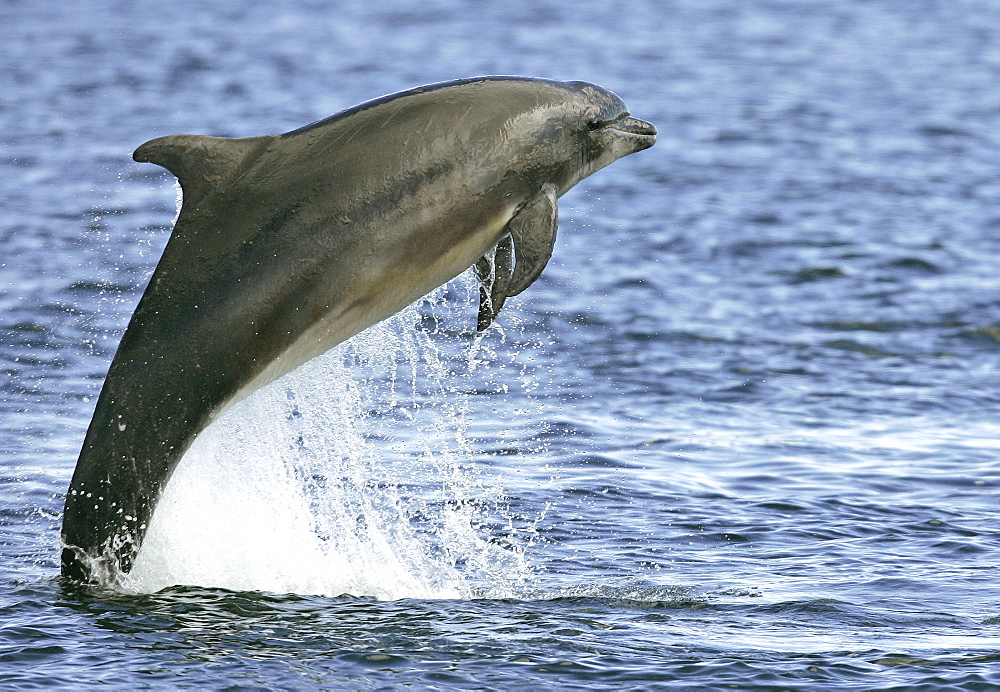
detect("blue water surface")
[3,0,1000,688]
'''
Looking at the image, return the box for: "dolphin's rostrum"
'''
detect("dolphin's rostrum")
[61,76,656,583]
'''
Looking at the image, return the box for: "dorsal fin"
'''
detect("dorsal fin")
[132,134,271,204]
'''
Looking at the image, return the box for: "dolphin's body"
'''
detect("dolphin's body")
[61,76,656,582]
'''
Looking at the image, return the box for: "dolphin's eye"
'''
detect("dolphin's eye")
[588,112,628,130]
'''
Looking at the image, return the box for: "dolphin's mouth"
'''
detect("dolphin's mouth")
[611,116,657,137]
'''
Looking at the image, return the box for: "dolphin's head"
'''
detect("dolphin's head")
[566,80,657,171]
[500,79,656,196]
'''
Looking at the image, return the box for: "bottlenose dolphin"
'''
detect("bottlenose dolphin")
[61,76,656,583]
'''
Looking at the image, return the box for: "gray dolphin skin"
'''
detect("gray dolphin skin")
[61,76,656,583]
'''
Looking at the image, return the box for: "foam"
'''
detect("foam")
[124,289,532,599]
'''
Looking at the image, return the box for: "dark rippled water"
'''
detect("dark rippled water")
[4,0,1000,688]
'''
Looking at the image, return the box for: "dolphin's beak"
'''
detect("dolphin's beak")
[612,116,657,137]
[610,116,656,152]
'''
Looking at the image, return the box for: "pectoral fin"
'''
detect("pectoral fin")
[475,234,513,331]
[507,185,558,296]
[473,186,558,331]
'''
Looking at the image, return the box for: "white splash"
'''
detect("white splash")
[124,288,534,599]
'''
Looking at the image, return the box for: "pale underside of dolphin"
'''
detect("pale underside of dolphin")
[61,76,656,583]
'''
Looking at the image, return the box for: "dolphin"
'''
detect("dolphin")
[61,76,656,583]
